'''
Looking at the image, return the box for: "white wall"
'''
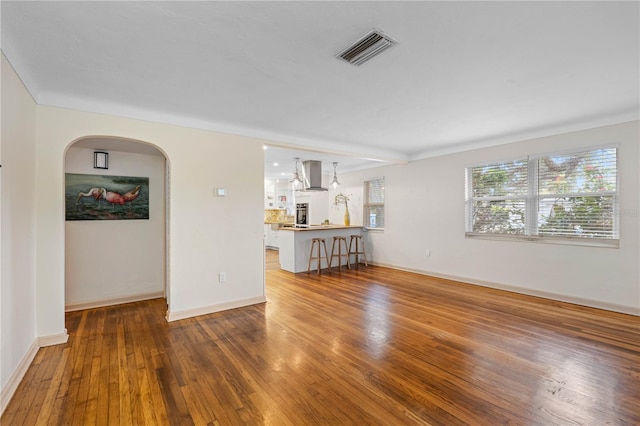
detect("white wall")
[64,145,165,307]
[34,105,266,336]
[1,54,38,405]
[295,191,330,225]
[340,121,640,314]
[327,180,364,227]
[1,52,266,408]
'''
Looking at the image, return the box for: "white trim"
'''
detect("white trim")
[37,330,69,347]
[364,227,384,233]
[166,296,267,322]
[65,291,165,312]
[1,330,70,416]
[37,93,408,165]
[465,155,528,169]
[465,232,620,248]
[412,118,636,162]
[0,340,39,415]
[370,261,640,316]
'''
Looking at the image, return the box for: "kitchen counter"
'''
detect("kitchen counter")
[278,225,363,273]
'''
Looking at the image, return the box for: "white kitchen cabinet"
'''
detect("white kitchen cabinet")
[264,224,280,249]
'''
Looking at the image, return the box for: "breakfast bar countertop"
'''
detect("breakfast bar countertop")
[279,225,363,232]
[278,226,364,273]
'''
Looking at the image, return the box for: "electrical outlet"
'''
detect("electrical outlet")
[425,249,430,257]
[219,272,226,282]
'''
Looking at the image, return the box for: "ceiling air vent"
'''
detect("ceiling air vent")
[336,29,397,66]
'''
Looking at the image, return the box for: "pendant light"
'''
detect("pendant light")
[330,162,341,189]
[289,157,303,187]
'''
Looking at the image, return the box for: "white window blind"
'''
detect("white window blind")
[466,147,618,244]
[364,177,384,229]
[536,148,617,239]
[467,158,528,235]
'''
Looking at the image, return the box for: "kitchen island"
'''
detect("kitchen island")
[278,225,363,273]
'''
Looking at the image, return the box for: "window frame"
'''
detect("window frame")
[364,177,385,231]
[465,145,619,248]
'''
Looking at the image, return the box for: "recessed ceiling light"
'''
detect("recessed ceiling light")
[273,162,279,167]
[263,146,268,150]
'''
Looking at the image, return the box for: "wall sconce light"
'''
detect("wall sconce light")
[289,157,303,187]
[330,162,341,189]
[94,151,109,169]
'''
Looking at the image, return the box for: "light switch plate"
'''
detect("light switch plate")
[215,188,226,197]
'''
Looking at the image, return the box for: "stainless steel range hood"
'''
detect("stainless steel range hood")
[301,160,328,191]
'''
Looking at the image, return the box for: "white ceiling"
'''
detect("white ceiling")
[2,1,638,179]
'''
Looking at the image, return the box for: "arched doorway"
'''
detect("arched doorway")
[63,136,170,313]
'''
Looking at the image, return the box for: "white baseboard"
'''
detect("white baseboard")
[1,329,69,416]
[38,330,69,347]
[371,261,640,316]
[1,339,39,415]
[65,291,164,312]
[167,296,267,322]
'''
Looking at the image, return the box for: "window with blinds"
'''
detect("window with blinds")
[468,158,528,235]
[466,147,618,245]
[364,177,385,229]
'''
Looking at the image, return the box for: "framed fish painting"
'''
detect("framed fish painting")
[65,173,149,220]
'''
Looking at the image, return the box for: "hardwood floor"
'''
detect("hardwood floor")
[3,250,639,425]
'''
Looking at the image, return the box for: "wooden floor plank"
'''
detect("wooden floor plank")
[2,249,639,425]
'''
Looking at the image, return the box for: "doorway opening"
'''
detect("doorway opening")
[63,136,170,314]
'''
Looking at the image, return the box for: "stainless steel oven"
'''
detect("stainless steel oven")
[296,203,309,227]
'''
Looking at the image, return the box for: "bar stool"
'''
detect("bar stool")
[307,238,330,275]
[330,236,351,271]
[348,234,368,267]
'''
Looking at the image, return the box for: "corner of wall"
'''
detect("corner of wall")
[0,339,38,416]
